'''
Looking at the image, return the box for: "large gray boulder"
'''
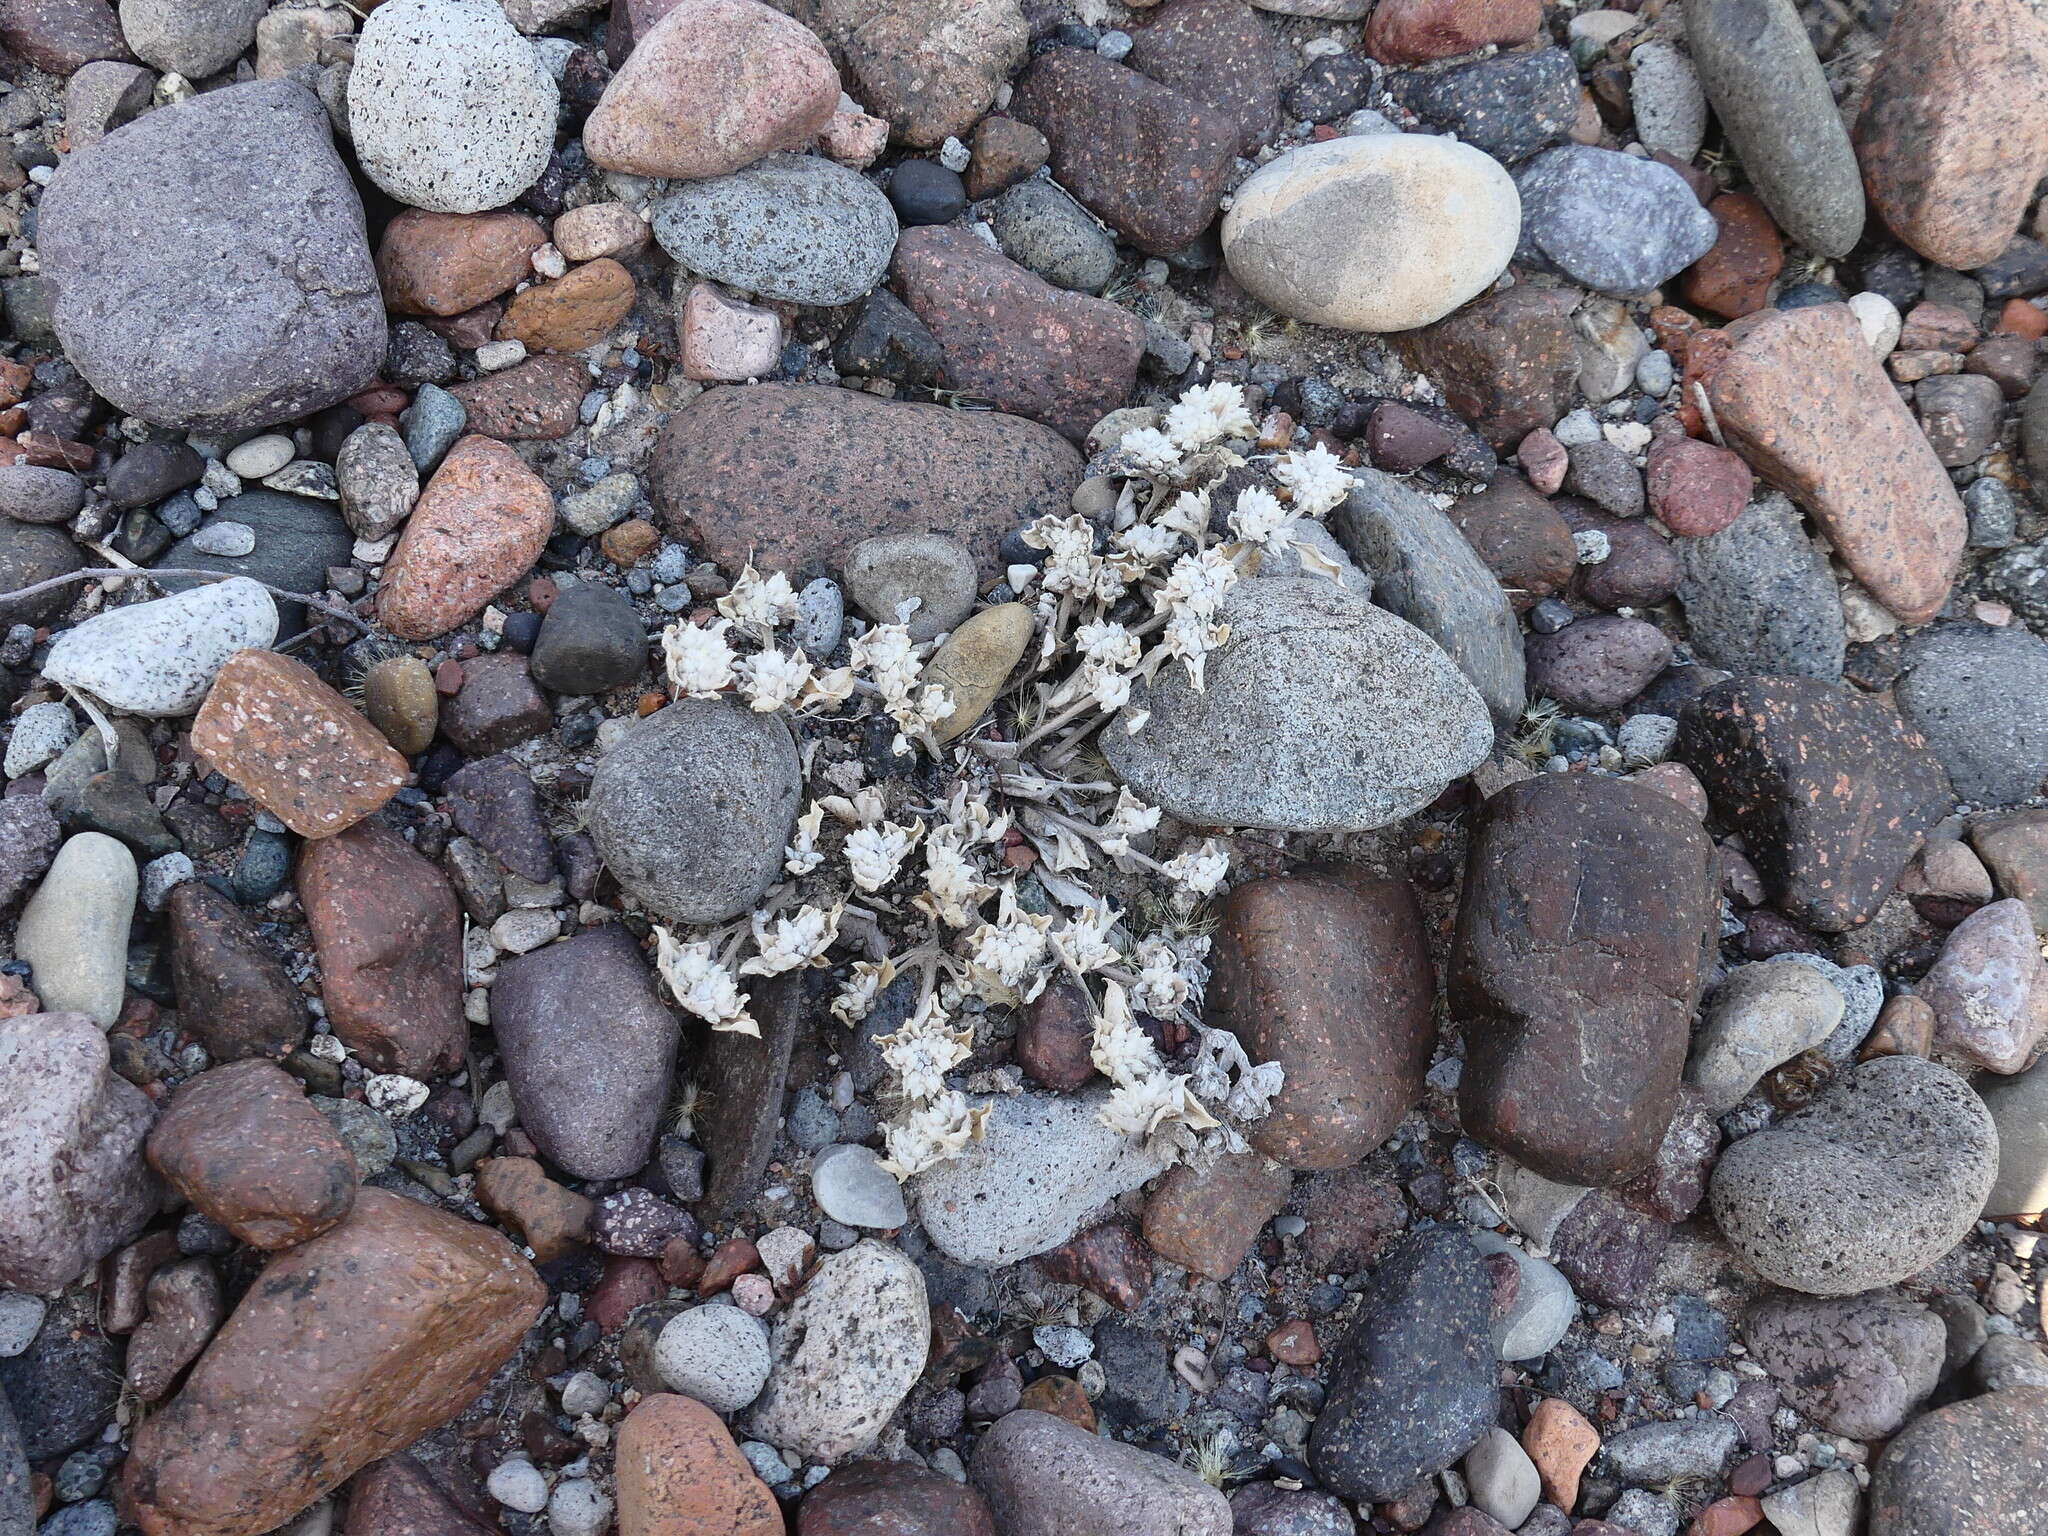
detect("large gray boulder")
[38,81,384,434]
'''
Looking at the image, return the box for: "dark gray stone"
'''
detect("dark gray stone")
[1677,491,1845,680]
[0,467,84,525]
[155,489,352,632]
[1093,1323,1188,1426]
[692,969,799,1222]
[1513,145,1718,295]
[650,153,897,307]
[0,796,61,912]
[104,442,202,510]
[1895,623,2048,806]
[1397,48,1577,164]
[442,754,553,882]
[0,1296,118,1461]
[0,519,82,626]
[831,290,946,388]
[529,582,646,697]
[38,80,384,434]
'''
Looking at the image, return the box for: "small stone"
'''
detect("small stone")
[810,1143,907,1230]
[1525,614,1672,712]
[15,832,135,1028]
[1688,958,1846,1110]
[969,1410,1229,1536]
[678,282,783,384]
[497,259,636,353]
[615,1394,781,1536]
[360,655,438,757]
[377,210,550,320]
[1522,1397,1598,1512]
[550,1480,613,1536]
[1446,476,1576,613]
[964,114,1048,199]
[1681,193,1786,320]
[488,1460,548,1515]
[1514,146,1718,296]
[1915,897,2048,1073]
[654,1305,772,1414]
[1141,1150,1290,1281]
[650,154,897,308]
[1866,1386,2048,1536]
[843,532,977,643]
[1757,1468,1859,1536]
[377,435,554,641]
[987,179,1119,296]
[336,424,421,543]
[1743,1291,1942,1439]
[474,1155,593,1262]
[530,581,645,695]
[924,601,1033,745]
[1364,0,1539,64]
[798,1458,997,1536]
[1463,1428,1540,1530]
[1648,434,1754,539]
[554,202,651,263]
[1398,47,1577,165]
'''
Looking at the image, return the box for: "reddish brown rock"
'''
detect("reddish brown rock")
[648,383,1081,578]
[1647,432,1752,538]
[121,1189,544,1536]
[448,356,588,440]
[1680,193,1785,320]
[1141,1149,1291,1281]
[0,0,129,74]
[1127,0,1280,157]
[1451,774,1717,1187]
[1973,807,2048,930]
[496,259,637,352]
[615,1394,783,1536]
[1447,476,1577,612]
[1561,502,1683,610]
[147,1060,357,1250]
[1014,1376,1095,1431]
[167,882,307,1062]
[1299,1167,1406,1273]
[1854,0,2048,270]
[190,650,408,839]
[818,0,1027,150]
[125,1257,225,1401]
[964,115,1049,200]
[344,1455,495,1536]
[1008,48,1237,255]
[1397,286,1581,449]
[1032,1220,1153,1311]
[377,435,554,641]
[1705,302,1966,622]
[297,820,465,1077]
[103,1230,182,1336]
[1363,0,1541,64]
[473,1156,594,1263]
[798,1458,998,1536]
[1207,869,1435,1170]
[440,654,552,757]
[889,225,1144,443]
[590,1255,664,1333]
[1687,1496,1763,1536]
[1014,980,1099,1092]
[376,210,548,318]
[1866,1386,2048,1536]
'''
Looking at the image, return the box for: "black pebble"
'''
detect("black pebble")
[888,160,968,226]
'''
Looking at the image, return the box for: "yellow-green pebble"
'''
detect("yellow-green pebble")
[362,655,438,755]
[925,602,1033,745]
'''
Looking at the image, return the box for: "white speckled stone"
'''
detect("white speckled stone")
[16,833,137,1028]
[348,0,558,215]
[654,1304,773,1413]
[4,701,75,779]
[811,1143,907,1230]
[41,577,277,717]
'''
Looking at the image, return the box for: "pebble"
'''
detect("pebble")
[530,581,645,694]
[810,1143,907,1229]
[801,1458,998,1536]
[1221,133,1518,332]
[119,0,262,76]
[619,1394,782,1535]
[0,466,85,524]
[1688,958,1846,1110]
[1629,40,1706,162]
[377,435,555,641]
[1462,1427,1540,1530]
[650,154,898,307]
[1867,1385,2048,1536]
[1398,47,1577,164]
[223,435,294,480]
[1743,1291,1942,1439]
[549,1480,613,1536]
[349,0,558,215]
[3,701,72,779]
[924,601,1033,745]
[1758,1468,1859,1536]
[189,520,255,557]
[1514,146,1716,295]
[678,282,783,383]
[843,532,977,641]
[1896,623,2048,807]
[1469,1231,1574,1360]
[488,1459,549,1514]
[1365,0,1539,63]
[16,832,135,1028]
[1648,433,1754,539]
[969,1409,1229,1536]
[0,1291,44,1356]
[988,179,1119,296]
[335,423,421,542]
[1915,898,2048,1073]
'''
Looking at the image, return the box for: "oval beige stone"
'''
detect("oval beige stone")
[925,602,1033,744]
[1221,133,1520,332]
[362,655,438,756]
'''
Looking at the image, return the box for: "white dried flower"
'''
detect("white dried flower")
[1158,489,1212,539]
[1090,980,1161,1086]
[1271,442,1352,518]
[1119,425,1183,475]
[917,835,995,928]
[784,802,826,876]
[654,929,759,1036]
[844,819,920,892]
[1228,486,1295,551]
[1081,662,1133,714]
[1160,608,1229,691]
[738,647,814,712]
[717,563,800,630]
[1156,545,1239,620]
[1163,381,1255,450]
[1162,839,1230,901]
[879,1089,991,1179]
[1099,1072,1220,1139]
[662,618,735,698]
[1131,937,1191,1016]
[1114,520,1180,567]
[877,996,974,1101]
[831,956,896,1026]
[1099,788,1162,857]
[850,622,919,694]
[799,666,858,711]
[1054,903,1120,975]
[962,885,1053,999]
[739,901,843,977]
[884,683,954,754]
[1075,619,1141,669]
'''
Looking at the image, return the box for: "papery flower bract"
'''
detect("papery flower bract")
[1227,486,1295,551]
[1054,902,1120,975]
[1113,521,1180,567]
[653,928,758,1037]
[1089,979,1160,1086]
[717,563,799,629]
[844,819,919,892]
[916,835,994,928]
[784,802,825,876]
[1158,489,1211,540]
[876,996,973,1101]
[1119,425,1182,475]
[831,956,896,1026]
[961,884,1054,1000]
[738,647,813,713]
[1162,839,1230,901]
[739,901,843,976]
[799,666,857,712]
[1075,619,1141,669]
[1160,609,1229,691]
[1272,442,1352,518]
[661,618,735,698]
[1099,788,1161,858]
[1081,662,1132,715]
[1100,1071,1221,1138]
[1155,545,1239,620]
[1131,936,1191,1016]
[878,1089,991,1179]
[1163,381,1255,450]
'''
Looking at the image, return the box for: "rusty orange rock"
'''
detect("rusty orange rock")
[190,650,408,839]
[614,1394,783,1536]
[1679,192,1784,321]
[376,209,548,318]
[376,435,555,641]
[1522,1396,1599,1512]
[1704,302,1966,624]
[496,259,637,352]
[1363,0,1542,64]
[121,1188,544,1536]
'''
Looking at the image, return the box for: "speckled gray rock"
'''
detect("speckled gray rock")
[39,81,385,434]
[1397,47,1578,164]
[584,698,800,925]
[1600,1418,1739,1485]
[335,423,420,542]
[1895,623,2048,806]
[1760,1468,1859,1536]
[1677,491,1845,681]
[842,532,977,642]
[988,179,1119,295]
[0,798,59,916]
[1709,1055,1998,1294]
[1868,1387,2048,1536]
[1104,577,1493,832]
[1630,40,1707,161]
[490,926,680,1181]
[913,1091,1174,1266]
[1687,0,1864,257]
[747,1240,928,1464]
[0,1011,159,1294]
[653,1305,771,1414]
[1687,957,1847,1110]
[3,703,72,780]
[348,0,557,215]
[0,468,84,525]
[42,578,278,716]
[16,833,135,1028]
[119,0,265,77]
[1743,1291,1943,1439]
[1331,469,1525,724]
[971,1410,1231,1536]
[650,153,897,306]
[1308,1227,1497,1503]
[1514,145,1718,295]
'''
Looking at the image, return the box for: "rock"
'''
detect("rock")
[817,0,1026,150]
[1446,476,1576,614]
[649,384,1080,578]
[147,1059,356,1250]
[987,179,1118,296]
[1706,303,1965,623]
[969,1410,1230,1536]
[1521,1397,1598,1513]
[1759,1469,1859,1536]
[156,490,354,631]
[1104,578,1492,832]
[1308,1228,1497,1502]
[1126,0,1279,156]
[336,424,421,543]
[39,81,383,434]
[107,442,204,509]
[554,201,652,263]
[16,832,134,1028]
[119,0,262,78]
[0,799,59,915]
[1394,286,1579,450]
[1708,1055,1997,1294]
[1452,774,1715,1185]
[1221,133,1517,332]
[1649,434,1755,539]
[1364,0,1539,63]
[191,650,408,839]
[0,1392,25,1534]
[441,654,551,756]
[376,436,553,641]
[2,702,71,781]
[0,1011,157,1293]
[444,355,585,440]
[1867,1386,2048,1536]
[964,114,1049,199]
[616,1394,782,1536]
[1675,491,1845,681]
[1601,1419,1738,1486]
[1854,0,2048,270]
[810,1143,907,1230]
[1978,1055,2048,1216]
[1206,870,1433,1168]
[0,467,84,525]
[0,521,82,627]
[1226,1485,1353,1536]
[0,0,128,72]
[1896,624,2048,806]
[1141,1150,1290,1279]
[42,578,277,717]
[1682,192,1786,320]
[1742,1291,1943,1439]
[748,1240,927,1463]
[650,154,896,307]
[913,1091,1174,1266]
[1675,675,1952,932]
[348,0,557,215]
[166,868,302,1063]
[583,0,836,178]
[1463,1427,1540,1530]
[1631,39,1707,163]
[1974,807,2048,929]
[1008,48,1235,256]
[1688,958,1846,1110]
[653,1305,771,1413]
[474,1156,593,1262]
[678,282,784,382]
[1524,615,1672,712]
[1513,146,1717,296]
[689,971,798,1221]
[122,1189,543,1536]
[585,699,800,925]
[530,581,645,694]
[1398,47,1576,164]
[843,532,976,643]
[799,1458,997,1536]
[496,259,637,352]
[832,289,946,385]
[1915,898,2048,1073]
[0,1291,119,1460]
[1468,1230,1574,1360]
[924,602,1033,744]
[491,926,679,1180]
[297,820,465,1077]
